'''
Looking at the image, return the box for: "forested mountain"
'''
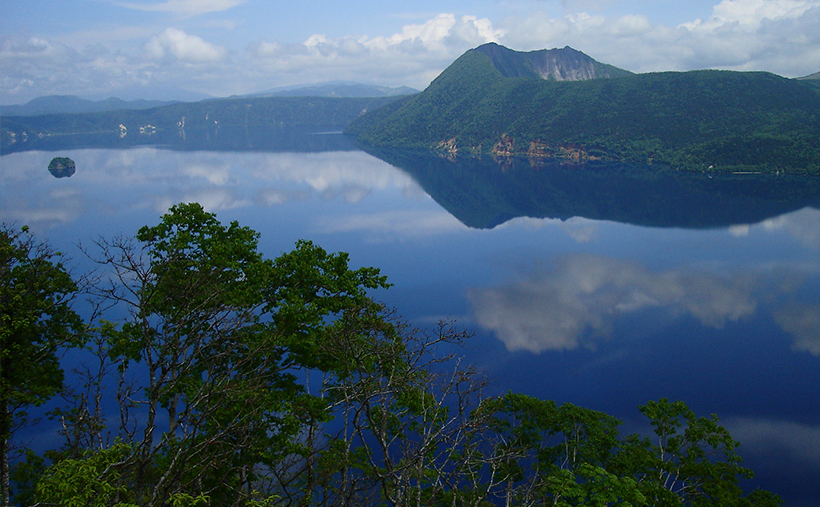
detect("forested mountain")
[1,95,400,153]
[347,43,820,174]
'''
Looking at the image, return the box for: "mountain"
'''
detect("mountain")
[799,71,820,80]
[0,95,180,116]
[242,82,418,98]
[1,95,402,154]
[472,42,632,81]
[347,43,820,174]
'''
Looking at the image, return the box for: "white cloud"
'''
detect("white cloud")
[468,254,758,353]
[244,14,504,91]
[174,188,251,213]
[315,210,467,241]
[500,1,820,76]
[760,208,820,248]
[608,14,653,36]
[117,0,246,16]
[686,0,820,30]
[0,148,417,230]
[181,161,233,185]
[145,28,228,63]
[0,36,54,58]
[3,4,820,103]
[728,417,820,467]
[774,303,820,356]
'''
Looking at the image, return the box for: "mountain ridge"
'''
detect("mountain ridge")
[0,95,181,117]
[473,42,633,81]
[1,83,417,117]
[347,43,820,174]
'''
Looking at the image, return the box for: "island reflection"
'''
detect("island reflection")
[361,146,820,229]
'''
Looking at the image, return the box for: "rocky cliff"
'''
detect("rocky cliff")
[473,42,633,81]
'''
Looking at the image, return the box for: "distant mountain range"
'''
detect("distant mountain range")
[0,83,416,154]
[0,94,403,154]
[347,43,820,174]
[0,83,417,117]
[0,96,180,117]
[240,82,418,99]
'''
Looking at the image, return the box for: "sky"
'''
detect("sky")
[2,0,820,104]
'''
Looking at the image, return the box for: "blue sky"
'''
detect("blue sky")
[2,0,820,103]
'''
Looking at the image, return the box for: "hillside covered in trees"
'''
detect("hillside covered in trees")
[1,205,782,507]
[347,43,820,174]
[1,95,401,154]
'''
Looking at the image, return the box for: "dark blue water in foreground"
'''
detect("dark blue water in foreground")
[3,133,820,506]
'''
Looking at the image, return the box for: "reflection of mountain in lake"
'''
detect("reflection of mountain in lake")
[1,127,357,155]
[363,147,820,229]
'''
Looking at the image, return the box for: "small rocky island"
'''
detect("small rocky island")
[48,157,76,178]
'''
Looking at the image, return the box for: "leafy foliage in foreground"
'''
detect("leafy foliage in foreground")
[347,47,820,173]
[3,206,781,506]
[0,225,84,506]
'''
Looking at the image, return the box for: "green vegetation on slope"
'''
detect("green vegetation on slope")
[347,48,820,173]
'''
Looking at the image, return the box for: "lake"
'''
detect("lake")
[2,131,820,505]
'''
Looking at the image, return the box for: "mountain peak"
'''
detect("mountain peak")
[472,43,632,81]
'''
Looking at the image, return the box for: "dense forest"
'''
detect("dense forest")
[1,204,782,507]
[346,47,820,174]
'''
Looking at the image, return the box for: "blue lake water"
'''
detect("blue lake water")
[2,134,820,505]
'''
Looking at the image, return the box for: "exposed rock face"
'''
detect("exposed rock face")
[473,42,632,81]
[492,134,515,156]
[436,137,459,155]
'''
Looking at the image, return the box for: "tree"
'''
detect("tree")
[35,442,138,507]
[615,398,782,507]
[86,203,391,506]
[292,316,485,507]
[22,205,781,507]
[0,224,83,507]
[473,393,644,507]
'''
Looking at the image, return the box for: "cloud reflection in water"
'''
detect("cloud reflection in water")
[774,303,820,356]
[0,148,419,227]
[468,254,759,353]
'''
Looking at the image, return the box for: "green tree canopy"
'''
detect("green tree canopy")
[0,224,83,506]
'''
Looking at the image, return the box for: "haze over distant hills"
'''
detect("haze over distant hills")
[0,94,404,154]
[0,83,417,117]
[240,82,418,99]
[0,95,181,117]
[347,43,820,174]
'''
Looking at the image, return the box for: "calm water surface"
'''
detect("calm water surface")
[2,135,820,505]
